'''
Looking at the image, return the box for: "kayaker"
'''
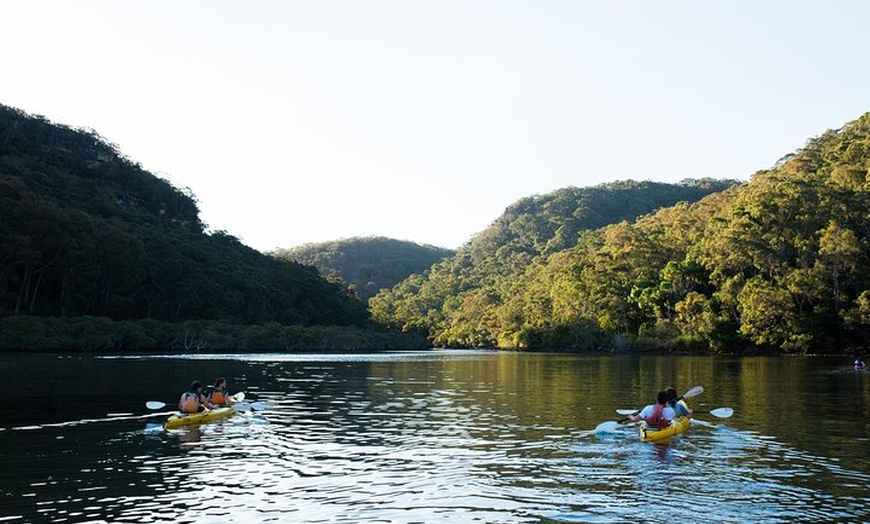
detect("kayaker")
[665,387,693,417]
[209,377,235,406]
[628,390,675,428]
[178,380,217,413]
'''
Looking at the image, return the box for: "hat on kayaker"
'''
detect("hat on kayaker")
[190,380,203,391]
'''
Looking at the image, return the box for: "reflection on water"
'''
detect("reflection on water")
[0,351,868,523]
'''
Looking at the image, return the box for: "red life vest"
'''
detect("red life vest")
[644,404,670,428]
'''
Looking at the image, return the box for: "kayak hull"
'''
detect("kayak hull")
[639,415,691,443]
[165,407,236,429]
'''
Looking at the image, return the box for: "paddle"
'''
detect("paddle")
[595,385,704,434]
[609,406,733,422]
[145,392,253,411]
[146,400,266,412]
[594,420,620,433]
[613,385,705,416]
[233,401,268,412]
[693,407,733,418]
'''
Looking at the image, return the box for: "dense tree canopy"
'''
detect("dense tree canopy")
[273,236,454,300]
[0,104,369,330]
[7,101,868,355]
[370,179,742,350]
[378,114,870,353]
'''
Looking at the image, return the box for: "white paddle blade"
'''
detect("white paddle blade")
[615,409,638,415]
[709,407,734,418]
[682,385,704,399]
[231,392,245,402]
[146,401,167,410]
[595,421,619,434]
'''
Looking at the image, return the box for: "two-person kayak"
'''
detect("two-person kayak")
[164,406,237,429]
[639,415,691,443]
[163,392,245,429]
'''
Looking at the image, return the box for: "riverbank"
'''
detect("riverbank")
[2,315,863,356]
[0,315,431,353]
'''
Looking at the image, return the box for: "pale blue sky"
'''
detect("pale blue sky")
[3,1,868,251]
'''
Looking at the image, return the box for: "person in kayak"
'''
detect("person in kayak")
[665,387,693,417]
[209,377,235,406]
[628,390,676,428]
[178,380,217,413]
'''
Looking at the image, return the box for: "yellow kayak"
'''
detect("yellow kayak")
[639,415,691,443]
[165,406,236,429]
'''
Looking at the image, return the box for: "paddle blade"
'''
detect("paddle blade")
[709,407,733,418]
[146,401,167,410]
[615,409,638,415]
[595,421,619,434]
[231,392,245,402]
[682,385,704,399]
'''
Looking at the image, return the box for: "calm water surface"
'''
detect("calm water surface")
[0,351,868,523]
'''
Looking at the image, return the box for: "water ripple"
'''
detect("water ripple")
[3,353,870,523]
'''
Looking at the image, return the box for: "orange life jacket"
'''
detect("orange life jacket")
[211,389,228,405]
[180,392,201,413]
[644,404,670,428]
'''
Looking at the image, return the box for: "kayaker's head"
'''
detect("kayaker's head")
[214,377,226,389]
[656,390,669,405]
[190,380,203,392]
[665,387,678,403]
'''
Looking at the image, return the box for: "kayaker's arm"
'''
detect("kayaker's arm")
[201,394,218,410]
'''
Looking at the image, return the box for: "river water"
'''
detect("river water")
[0,351,867,523]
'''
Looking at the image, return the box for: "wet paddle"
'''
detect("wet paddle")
[146,392,248,411]
[613,385,705,417]
[694,407,733,418]
[146,400,266,412]
[619,406,733,417]
[233,401,267,412]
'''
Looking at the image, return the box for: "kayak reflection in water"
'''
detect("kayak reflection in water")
[209,377,235,406]
[178,380,217,413]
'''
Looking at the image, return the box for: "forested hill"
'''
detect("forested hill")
[273,237,454,300]
[0,104,368,329]
[371,113,870,354]
[370,179,740,346]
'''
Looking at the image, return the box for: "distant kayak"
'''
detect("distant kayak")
[165,406,235,429]
[639,415,691,443]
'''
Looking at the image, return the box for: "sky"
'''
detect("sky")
[2,1,869,252]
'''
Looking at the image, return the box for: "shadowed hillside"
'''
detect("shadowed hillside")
[274,237,454,300]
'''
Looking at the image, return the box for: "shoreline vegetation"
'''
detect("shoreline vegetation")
[0,315,430,353]
[0,315,860,356]
[3,106,870,356]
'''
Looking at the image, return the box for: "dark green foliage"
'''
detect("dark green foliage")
[273,236,454,300]
[373,112,870,354]
[0,316,429,352]
[371,179,740,349]
[0,104,369,332]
